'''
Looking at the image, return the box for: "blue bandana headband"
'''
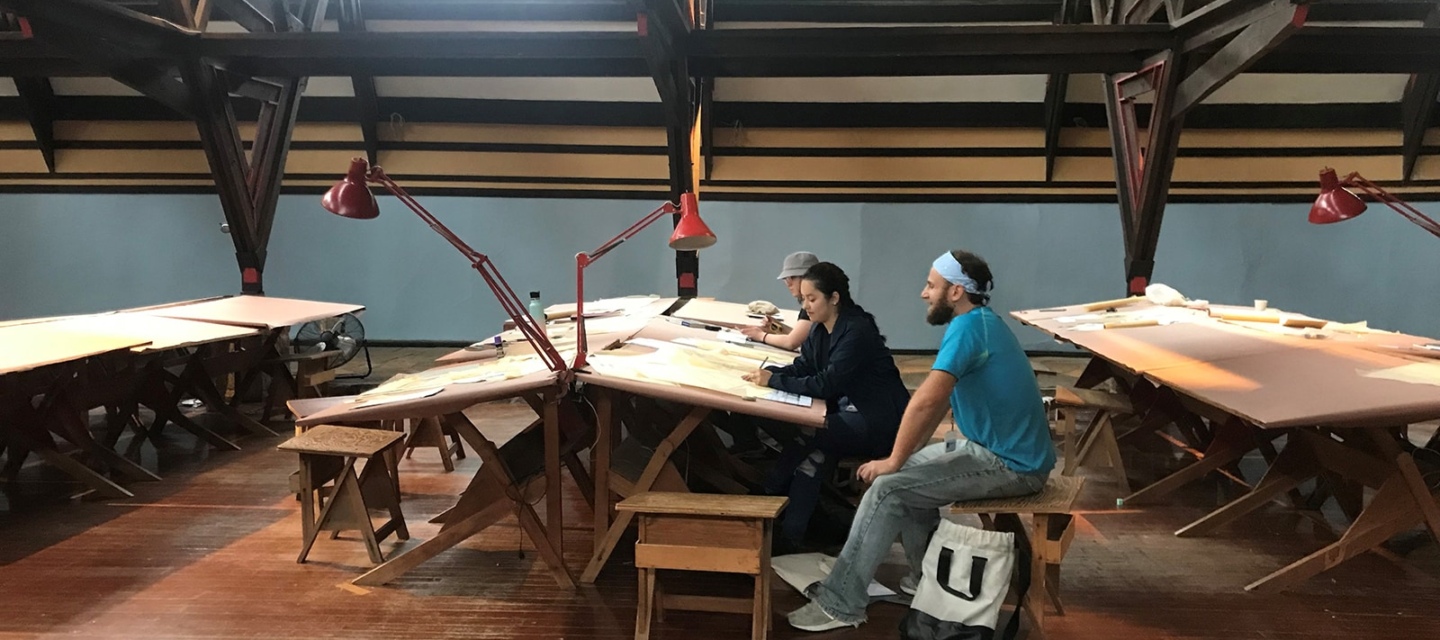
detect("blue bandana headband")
[933,252,983,295]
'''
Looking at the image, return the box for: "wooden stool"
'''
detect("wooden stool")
[950,475,1084,635]
[1053,386,1132,492]
[278,424,409,564]
[618,492,788,640]
[403,415,466,472]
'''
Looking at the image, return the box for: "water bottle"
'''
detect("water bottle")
[528,291,545,330]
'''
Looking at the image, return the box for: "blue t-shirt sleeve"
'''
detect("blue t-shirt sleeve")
[933,317,986,379]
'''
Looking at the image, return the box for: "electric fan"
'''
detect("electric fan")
[292,312,372,378]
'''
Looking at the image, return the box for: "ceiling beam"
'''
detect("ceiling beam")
[13,75,55,172]
[337,0,377,166]
[1400,3,1440,183]
[1172,0,1307,117]
[1044,0,1083,181]
[638,0,702,297]
[211,0,299,33]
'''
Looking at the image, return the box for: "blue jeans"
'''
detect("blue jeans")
[764,410,893,545]
[804,440,1047,625]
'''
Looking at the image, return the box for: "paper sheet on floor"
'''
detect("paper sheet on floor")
[771,552,897,601]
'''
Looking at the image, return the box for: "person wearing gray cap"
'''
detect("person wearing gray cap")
[739,251,818,351]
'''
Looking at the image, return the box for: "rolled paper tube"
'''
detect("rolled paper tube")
[1279,316,1328,329]
[1210,309,1281,323]
[1082,296,1145,312]
[1103,318,1160,329]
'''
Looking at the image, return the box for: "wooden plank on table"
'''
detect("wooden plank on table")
[144,295,364,329]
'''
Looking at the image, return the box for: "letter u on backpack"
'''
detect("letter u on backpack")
[899,519,1027,640]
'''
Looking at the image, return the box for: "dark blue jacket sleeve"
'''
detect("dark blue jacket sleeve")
[765,322,872,399]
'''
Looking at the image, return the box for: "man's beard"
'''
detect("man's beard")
[926,299,956,326]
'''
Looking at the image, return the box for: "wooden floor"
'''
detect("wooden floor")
[2,348,1438,639]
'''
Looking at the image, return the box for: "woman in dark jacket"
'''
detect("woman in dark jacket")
[743,262,911,551]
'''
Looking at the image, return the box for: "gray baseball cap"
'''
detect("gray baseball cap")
[777,251,820,279]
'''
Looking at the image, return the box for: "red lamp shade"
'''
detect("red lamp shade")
[321,157,380,219]
[1309,168,1367,225]
[668,192,716,250]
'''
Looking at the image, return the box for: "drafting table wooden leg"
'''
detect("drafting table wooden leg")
[0,421,132,499]
[581,404,710,583]
[445,412,574,588]
[1073,358,1115,390]
[1245,469,1439,592]
[352,489,516,586]
[542,390,563,559]
[182,357,278,438]
[46,393,159,483]
[1175,435,1319,537]
[1122,419,1263,505]
[139,375,239,451]
[592,387,614,558]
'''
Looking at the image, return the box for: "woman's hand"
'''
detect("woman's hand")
[858,456,903,483]
[742,368,773,387]
[739,325,767,342]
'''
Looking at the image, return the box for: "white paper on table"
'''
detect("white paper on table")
[716,329,752,345]
[1361,363,1440,387]
[628,337,679,352]
[350,387,443,408]
[772,553,896,600]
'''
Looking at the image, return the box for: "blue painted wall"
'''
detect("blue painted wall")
[2,194,1437,350]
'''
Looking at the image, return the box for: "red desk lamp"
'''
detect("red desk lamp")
[321,157,567,374]
[572,192,716,369]
[1311,168,1440,239]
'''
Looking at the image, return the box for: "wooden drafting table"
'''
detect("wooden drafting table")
[143,295,365,329]
[576,318,825,582]
[294,364,579,588]
[1015,300,1440,591]
[0,323,151,498]
[53,313,266,453]
[436,296,679,366]
[143,295,365,430]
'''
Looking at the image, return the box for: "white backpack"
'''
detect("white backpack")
[899,519,1028,640]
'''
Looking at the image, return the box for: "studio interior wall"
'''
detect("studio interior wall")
[2,193,1436,351]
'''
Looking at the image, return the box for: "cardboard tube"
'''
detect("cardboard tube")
[1104,318,1160,329]
[1210,309,1280,323]
[1083,296,1145,312]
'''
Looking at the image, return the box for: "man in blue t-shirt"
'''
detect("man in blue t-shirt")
[788,250,1056,632]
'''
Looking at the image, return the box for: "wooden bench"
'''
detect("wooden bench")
[950,475,1084,635]
[278,424,409,565]
[1053,386,1133,492]
[618,492,788,640]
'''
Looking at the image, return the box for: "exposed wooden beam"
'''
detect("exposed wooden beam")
[1123,0,1167,24]
[21,16,192,117]
[1044,0,1082,182]
[13,75,55,172]
[338,0,378,166]
[639,0,700,296]
[1172,0,1307,117]
[1401,4,1440,183]
[1175,0,1295,53]
[211,0,298,33]
[1127,54,1184,295]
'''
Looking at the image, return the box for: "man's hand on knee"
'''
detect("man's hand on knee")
[858,456,902,483]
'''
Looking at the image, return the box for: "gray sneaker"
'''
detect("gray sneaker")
[899,573,919,596]
[787,601,856,632]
